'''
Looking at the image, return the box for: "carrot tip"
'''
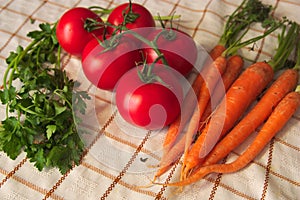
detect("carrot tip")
[133,182,154,189]
[134,175,157,189]
[152,175,158,183]
[147,164,159,168]
[151,180,168,186]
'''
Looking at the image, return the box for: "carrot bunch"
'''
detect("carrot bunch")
[154,0,278,180]
[155,17,300,187]
[162,89,300,187]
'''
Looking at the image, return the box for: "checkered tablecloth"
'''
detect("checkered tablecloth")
[0,0,300,199]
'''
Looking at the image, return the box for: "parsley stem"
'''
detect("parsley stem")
[17,104,44,117]
[56,46,61,69]
[3,39,39,90]
[3,40,38,118]
[54,90,72,109]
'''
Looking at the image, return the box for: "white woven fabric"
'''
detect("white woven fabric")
[0,0,299,199]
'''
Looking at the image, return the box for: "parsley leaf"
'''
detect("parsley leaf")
[0,23,90,174]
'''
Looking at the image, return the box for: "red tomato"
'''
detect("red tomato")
[141,28,198,76]
[106,2,155,34]
[56,7,104,57]
[115,64,183,130]
[81,35,142,90]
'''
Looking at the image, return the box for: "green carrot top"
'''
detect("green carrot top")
[219,0,273,48]
[267,21,300,71]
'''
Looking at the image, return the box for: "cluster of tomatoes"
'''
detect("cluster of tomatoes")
[55,1,198,130]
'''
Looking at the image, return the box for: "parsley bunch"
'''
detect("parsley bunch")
[0,23,90,174]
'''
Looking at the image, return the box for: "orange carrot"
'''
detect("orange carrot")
[200,55,244,124]
[182,55,227,164]
[162,45,226,152]
[181,61,275,179]
[160,0,270,153]
[162,74,203,151]
[209,45,226,61]
[158,91,300,187]
[155,136,186,178]
[180,20,295,181]
[178,55,229,181]
[194,56,228,124]
[156,53,226,179]
[162,56,244,178]
[157,0,279,180]
[202,68,298,167]
[163,45,225,151]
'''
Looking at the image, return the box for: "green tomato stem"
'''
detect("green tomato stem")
[90,3,181,22]
[123,29,169,66]
[88,6,114,15]
[153,15,181,21]
[101,14,181,23]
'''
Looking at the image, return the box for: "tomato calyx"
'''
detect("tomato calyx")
[85,29,121,54]
[83,17,105,32]
[107,0,148,35]
[137,57,169,87]
[122,0,140,25]
[163,28,179,41]
[156,28,178,42]
[99,34,125,53]
[156,13,179,41]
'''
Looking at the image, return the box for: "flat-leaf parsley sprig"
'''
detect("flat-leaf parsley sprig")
[0,23,90,174]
